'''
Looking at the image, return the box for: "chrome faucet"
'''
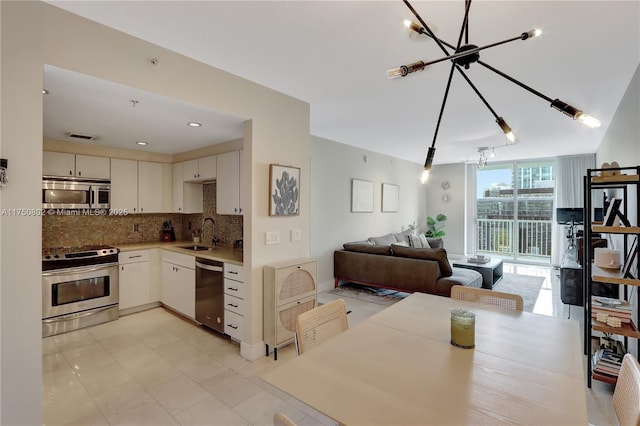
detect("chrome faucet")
[201,217,219,246]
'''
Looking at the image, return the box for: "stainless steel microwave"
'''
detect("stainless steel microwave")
[42,178,110,209]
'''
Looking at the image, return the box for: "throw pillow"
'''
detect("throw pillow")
[391,241,409,248]
[393,229,413,245]
[343,240,372,249]
[408,234,423,248]
[367,233,397,246]
[391,246,453,277]
[343,243,392,255]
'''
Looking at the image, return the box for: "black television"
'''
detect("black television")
[556,207,583,224]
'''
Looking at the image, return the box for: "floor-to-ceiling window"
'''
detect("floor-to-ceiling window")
[476,160,555,264]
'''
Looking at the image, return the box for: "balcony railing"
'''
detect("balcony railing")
[476,218,552,261]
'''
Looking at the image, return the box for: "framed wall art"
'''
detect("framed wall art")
[351,179,374,213]
[269,164,300,216]
[381,183,399,212]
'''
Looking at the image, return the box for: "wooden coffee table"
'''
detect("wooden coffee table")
[452,257,503,289]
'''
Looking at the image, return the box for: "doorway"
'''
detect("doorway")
[475,160,555,264]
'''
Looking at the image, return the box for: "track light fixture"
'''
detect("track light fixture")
[392,0,600,182]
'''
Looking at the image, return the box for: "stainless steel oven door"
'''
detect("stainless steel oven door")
[42,263,119,319]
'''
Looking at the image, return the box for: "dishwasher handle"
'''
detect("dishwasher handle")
[195,261,223,272]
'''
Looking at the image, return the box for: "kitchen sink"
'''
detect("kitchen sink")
[179,245,214,251]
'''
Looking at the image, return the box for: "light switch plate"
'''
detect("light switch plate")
[265,231,280,245]
[291,229,301,241]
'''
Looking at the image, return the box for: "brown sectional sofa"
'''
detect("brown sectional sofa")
[334,231,482,297]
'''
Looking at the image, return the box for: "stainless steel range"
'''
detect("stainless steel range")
[42,245,119,337]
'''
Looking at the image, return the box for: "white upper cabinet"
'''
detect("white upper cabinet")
[216,150,243,215]
[110,159,138,213]
[111,159,171,214]
[76,155,110,179]
[43,152,110,179]
[183,155,216,181]
[138,161,165,213]
[173,162,203,214]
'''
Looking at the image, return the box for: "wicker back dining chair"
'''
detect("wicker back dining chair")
[450,285,524,311]
[612,353,640,426]
[295,298,349,355]
[273,412,297,426]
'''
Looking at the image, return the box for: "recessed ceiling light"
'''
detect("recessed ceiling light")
[43,89,49,95]
[187,122,202,127]
[136,141,149,146]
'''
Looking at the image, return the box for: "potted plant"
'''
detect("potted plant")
[425,214,447,238]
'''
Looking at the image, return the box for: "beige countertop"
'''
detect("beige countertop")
[117,240,243,265]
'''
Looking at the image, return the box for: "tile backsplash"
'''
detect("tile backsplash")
[42,182,243,249]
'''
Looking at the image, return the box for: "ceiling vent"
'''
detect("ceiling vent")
[67,132,96,141]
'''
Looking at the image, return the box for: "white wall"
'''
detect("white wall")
[310,136,426,291]
[597,64,640,168]
[424,163,467,257]
[1,2,309,422]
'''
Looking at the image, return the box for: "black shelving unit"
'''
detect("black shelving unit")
[583,166,640,387]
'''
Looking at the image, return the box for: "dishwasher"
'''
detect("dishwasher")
[195,257,224,333]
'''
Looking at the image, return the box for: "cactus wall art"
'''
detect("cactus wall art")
[269,164,300,216]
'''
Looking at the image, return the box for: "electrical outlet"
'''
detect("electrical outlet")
[265,231,280,245]
[291,229,301,241]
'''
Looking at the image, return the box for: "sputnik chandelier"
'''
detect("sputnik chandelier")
[388,0,601,183]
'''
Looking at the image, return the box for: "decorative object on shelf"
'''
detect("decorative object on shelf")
[603,198,631,227]
[442,194,450,203]
[594,248,622,270]
[622,237,638,279]
[389,1,601,183]
[351,179,374,213]
[441,181,450,190]
[425,213,447,238]
[269,164,300,216]
[600,161,622,177]
[381,183,399,212]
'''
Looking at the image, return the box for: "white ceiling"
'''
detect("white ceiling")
[45,1,639,165]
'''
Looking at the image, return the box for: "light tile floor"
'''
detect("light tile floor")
[43,264,618,425]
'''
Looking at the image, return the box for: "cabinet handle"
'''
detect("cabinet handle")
[228,271,238,275]
[121,266,124,271]
[78,171,81,176]
[69,170,73,176]
[227,324,238,329]
[228,303,239,308]
[227,287,238,292]
[128,255,143,259]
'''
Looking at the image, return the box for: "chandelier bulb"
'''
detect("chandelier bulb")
[387,61,427,79]
[577,113,602,129]
[521,29,542,40]
[420,169,430,184]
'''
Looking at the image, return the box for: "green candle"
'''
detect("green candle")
[451,309,475,349]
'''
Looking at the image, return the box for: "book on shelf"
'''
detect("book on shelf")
[593,348,625,377]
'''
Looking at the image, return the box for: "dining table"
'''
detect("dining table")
[261,292,588,425]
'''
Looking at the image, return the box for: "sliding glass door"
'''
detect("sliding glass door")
[476,160,555,264]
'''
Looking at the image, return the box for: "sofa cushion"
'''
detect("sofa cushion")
[391,246,453,277]
[368,233,397,246]
[440,268,483,289]
[391,241,409,248]
[343,243,392,255]
[426,237,443,249]
[343,240,372,249]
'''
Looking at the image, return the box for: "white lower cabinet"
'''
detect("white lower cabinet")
[119,250,153,311]
[161,251,195,319]
[224,263,245,341]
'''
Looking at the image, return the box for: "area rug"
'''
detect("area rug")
[329,273,544,312]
